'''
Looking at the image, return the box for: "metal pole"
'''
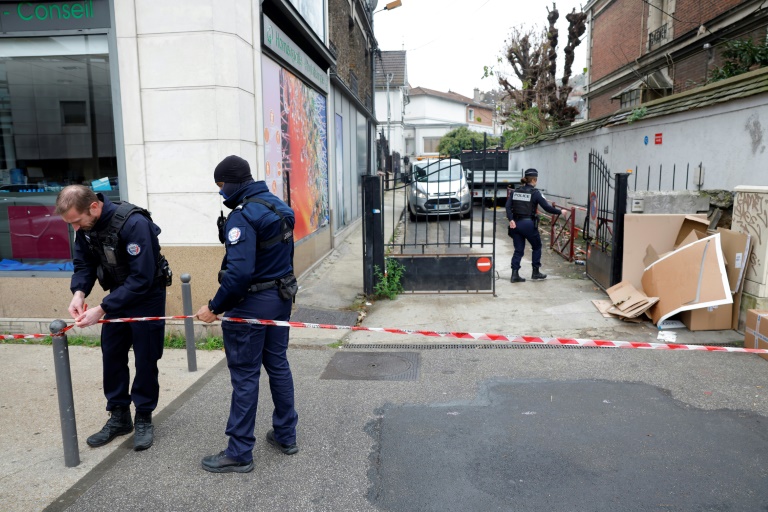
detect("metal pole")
[180,274,197,372]
[50,319,80,468]
[611,173,629,287]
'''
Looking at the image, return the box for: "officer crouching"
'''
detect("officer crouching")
[196,155,299,474]
[505,168,566,283]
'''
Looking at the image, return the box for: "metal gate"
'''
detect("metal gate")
[372,152,499,294]
[584,149,628,290]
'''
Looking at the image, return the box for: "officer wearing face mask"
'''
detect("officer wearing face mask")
[196,155,299,474]
[506,168,566,283]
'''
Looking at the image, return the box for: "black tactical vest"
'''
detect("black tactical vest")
[84,202,168,290]
[511,185,536,218]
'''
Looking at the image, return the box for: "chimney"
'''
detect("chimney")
[473,88,481,102]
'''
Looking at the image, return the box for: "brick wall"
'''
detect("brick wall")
[674,0,743,39]
[590,0,647,82]
[328,0,371,102]
[674,26,767,93]
[588,82,629,119]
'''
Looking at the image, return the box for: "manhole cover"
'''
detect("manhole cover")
[320,352,420,381]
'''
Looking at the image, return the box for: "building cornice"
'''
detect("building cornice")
[586,0,767,98]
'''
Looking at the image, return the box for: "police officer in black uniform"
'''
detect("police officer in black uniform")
[56,184,171,451]
[197,155,299,474]
[505,169,566,283]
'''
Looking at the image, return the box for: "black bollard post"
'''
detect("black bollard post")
[50,319,80,467]
[180,274,197,372]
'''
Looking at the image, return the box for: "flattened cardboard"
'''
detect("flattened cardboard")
[744,309,768,361]
[605,280,659,319]
[623,214,707,291]
[591,299,614,318]
[641,233,732,326]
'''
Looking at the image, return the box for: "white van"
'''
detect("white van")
[404,158,471,221]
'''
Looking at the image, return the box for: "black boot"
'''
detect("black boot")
[133,411,154,451]
[87,407,133,448]
[511,269,526,283]
[531,267,547,280]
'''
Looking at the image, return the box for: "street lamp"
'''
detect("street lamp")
[370,0,403,174]
[374,0,402,15]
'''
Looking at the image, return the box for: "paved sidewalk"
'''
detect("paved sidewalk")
[0,191,752,511]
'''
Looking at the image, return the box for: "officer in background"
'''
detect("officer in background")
[197,155,299,474]
[506,169,566,283]
[56,185,171,451]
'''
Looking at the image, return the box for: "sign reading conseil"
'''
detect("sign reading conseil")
[0,0,110,32]
[263,14,328,93]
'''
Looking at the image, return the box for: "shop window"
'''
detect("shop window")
[0,35,119,272]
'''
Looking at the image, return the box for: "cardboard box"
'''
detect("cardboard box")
[680,301,734,331]
[674,215,711,247]
[744,309,768,361]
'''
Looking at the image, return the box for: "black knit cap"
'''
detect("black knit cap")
[524,168,539,178]
[214,155,253,184]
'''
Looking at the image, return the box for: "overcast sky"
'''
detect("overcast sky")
[372,0,588,98]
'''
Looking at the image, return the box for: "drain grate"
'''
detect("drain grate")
[343,343,602,350]
[320,351,420,381]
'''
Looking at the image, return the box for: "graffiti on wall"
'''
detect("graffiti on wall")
[733,191,768,281]
[262,57,329,241]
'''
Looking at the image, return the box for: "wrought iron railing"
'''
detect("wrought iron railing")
[648,23,667,51]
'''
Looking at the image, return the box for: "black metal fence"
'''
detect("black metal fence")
[381,152,499,294]
[584,149,628,290]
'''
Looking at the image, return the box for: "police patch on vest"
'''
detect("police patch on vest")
[513,192,532,201]
[126,243,141,256]
[227,227,242,244]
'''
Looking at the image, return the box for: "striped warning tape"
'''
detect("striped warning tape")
[0,314,761,355]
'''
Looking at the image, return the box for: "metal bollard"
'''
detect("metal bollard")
[180,274,198,372]
[50,319,80,468]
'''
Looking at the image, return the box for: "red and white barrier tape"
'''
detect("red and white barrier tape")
[1,314,763,355]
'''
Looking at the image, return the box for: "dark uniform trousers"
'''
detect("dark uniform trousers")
[223,287,297,462]
[101,284,166,413]
[510,218,543,270]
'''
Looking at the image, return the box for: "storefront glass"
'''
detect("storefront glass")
[0,34,118,271]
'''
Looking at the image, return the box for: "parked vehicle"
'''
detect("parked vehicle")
[459,149,522,206]
[403,158,471,221]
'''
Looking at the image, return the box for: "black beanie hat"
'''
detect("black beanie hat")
[214,155,253,183]
[524,168,539,178]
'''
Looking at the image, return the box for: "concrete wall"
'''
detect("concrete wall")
[509,93,768,208]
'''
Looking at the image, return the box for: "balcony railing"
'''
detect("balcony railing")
[648,23,668,51]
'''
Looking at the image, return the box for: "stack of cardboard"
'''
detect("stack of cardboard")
[615,214,752,331]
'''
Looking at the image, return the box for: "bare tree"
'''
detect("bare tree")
[495,3,587,133]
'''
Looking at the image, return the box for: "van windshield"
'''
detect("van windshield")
[413,161,463,183]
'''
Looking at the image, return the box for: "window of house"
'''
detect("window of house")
[60,101,87,126]
[647,0,672,51]
[423,137,441,153]
[467,108,474,122]
[620,89,641,109]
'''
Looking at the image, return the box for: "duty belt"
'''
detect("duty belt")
[248,281,278,293]
[513,215,536,220]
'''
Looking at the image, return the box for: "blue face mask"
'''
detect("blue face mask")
[218,188,229,200]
